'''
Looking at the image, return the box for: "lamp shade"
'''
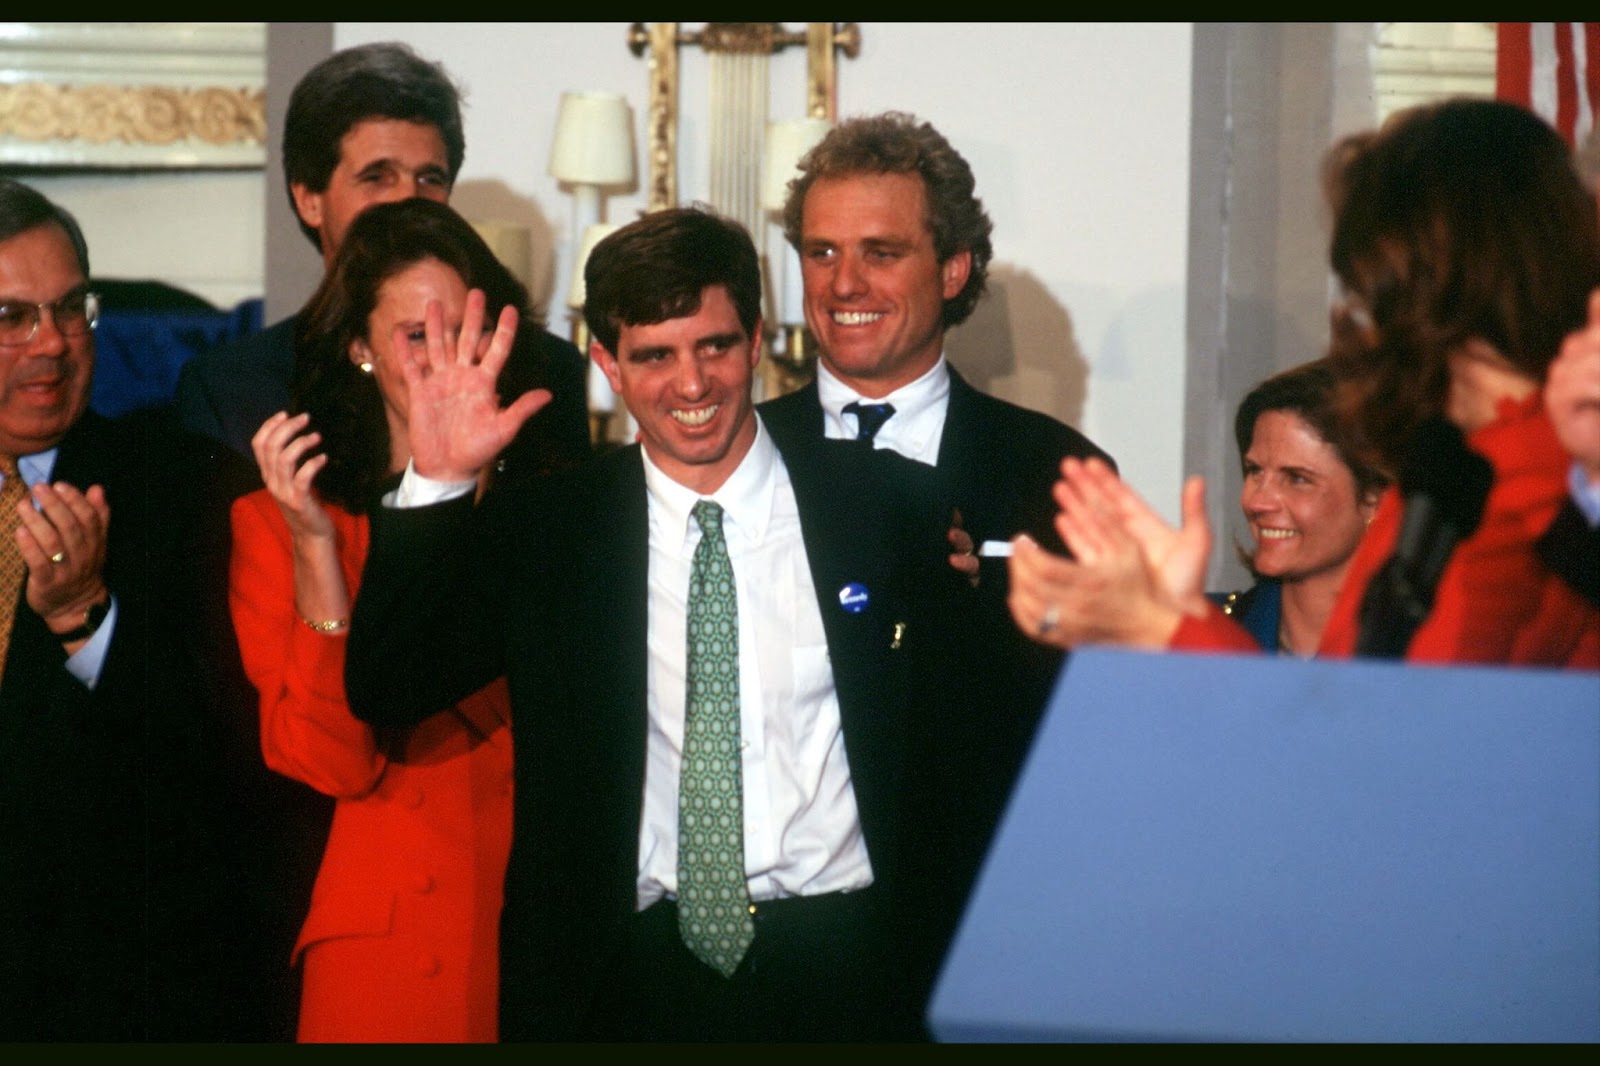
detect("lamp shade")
[470,220,532,288]
[761,117,832,211]
[567,221,623,310]
[548,91,636,186]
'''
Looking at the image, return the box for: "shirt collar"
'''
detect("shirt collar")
[642,417,780,552]
[16,449,58,487]
[817,356,949,425]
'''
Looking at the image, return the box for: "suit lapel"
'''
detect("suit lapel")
[756,380,825,457]
[581,448,652,876]
[778,437,910,861]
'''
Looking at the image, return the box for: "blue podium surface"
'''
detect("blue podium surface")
[929,648,1600,1042]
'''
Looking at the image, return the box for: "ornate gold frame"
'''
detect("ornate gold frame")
[0,23,265,168]
[626,22,860,212]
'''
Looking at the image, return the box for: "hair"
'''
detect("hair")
[781,111,993,328]
[583,206,761,354]
[292,198,536,512]
[1235,359,1391,500]
[0,178,90,276]
[1323,97,1600,469]
[282,42,466,251]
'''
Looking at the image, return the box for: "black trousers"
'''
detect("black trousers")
[580,888,927,1042]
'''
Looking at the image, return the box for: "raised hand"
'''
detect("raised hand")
[1055,457,1211,616]
[1007,529,1180,651]
[401,290,551,483]
[1005,459,1215,651]
[252,411,334,542]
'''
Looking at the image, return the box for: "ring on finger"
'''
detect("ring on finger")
[1038,603,1060,636]
[48,551,65,564]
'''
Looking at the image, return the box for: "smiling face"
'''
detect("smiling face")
[591,285,761,494]
[292,118,451,267]
[798,172,970,398]
[349,256,468,465]
[1240,409,1378,585]
[0,224,93,457]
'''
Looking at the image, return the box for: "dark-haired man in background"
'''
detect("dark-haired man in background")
[171,45,589,1039]
[176,41,586,468]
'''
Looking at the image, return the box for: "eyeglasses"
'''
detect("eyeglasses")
[0,290,100,347]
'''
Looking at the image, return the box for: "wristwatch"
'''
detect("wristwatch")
[57,596,111,643]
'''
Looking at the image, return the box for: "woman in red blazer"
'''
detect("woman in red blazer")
[229,199,583,1041]
[1006,98,1600,669]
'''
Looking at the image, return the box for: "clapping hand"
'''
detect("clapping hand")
[253,411,334,541]
[1007,458,1212,650]
[17,480,110,637]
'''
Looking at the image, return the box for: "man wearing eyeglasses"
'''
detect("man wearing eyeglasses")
[0,185,112,690]
[0,178,237,1040]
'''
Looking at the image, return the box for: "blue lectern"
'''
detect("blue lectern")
[928,648,1600,1042]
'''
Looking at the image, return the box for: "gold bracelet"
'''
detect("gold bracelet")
[301,616,349,634]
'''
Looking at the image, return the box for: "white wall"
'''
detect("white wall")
[23,169,264,310]
[333,22,1194,516]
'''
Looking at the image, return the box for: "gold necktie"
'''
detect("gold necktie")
[0,455,30,679]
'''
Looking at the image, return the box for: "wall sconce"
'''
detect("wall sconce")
[760,117,831,376]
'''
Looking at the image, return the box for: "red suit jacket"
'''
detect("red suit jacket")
[230,490,513,1042]
[1174,394,1600,667]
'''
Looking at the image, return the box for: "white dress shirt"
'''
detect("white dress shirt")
[391,422,874,910]
[636,421,872,908]
[816,356,950,466]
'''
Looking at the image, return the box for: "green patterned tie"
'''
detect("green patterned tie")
[678,499,754,977]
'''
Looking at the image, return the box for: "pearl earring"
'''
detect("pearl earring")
[359,361,374,374]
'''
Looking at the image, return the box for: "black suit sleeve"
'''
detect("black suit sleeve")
[496,328,593,484]
[346,484,533,728]
[1538,498,1600,607]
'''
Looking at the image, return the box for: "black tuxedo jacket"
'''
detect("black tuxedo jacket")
[758,366,1116,879]
[348,430,977,1038]
[0,408,260,1040]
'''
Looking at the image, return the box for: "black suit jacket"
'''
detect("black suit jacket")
[347,432,973,1039]
[0,408,257,1040]
[757,366,1114,553]
[1538,497,1600,607]
[758,366,1116,887]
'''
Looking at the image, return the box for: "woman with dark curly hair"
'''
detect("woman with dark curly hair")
[228,197,588,1041]
[1010,98,1599,667]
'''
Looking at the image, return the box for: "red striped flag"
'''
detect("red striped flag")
[1497,23,1600,146]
